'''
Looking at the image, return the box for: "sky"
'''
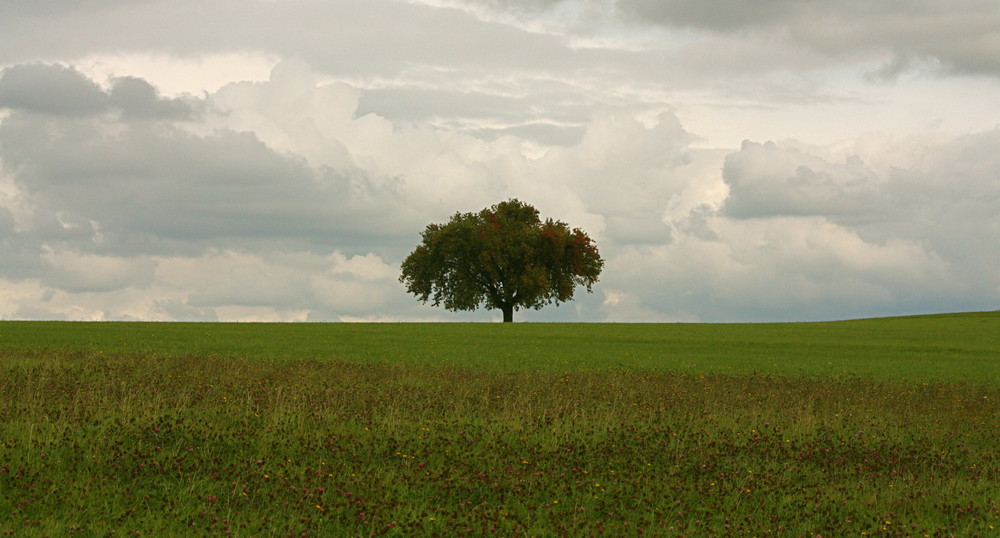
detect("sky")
[0,0,998,322]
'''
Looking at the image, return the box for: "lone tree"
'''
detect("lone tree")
[400,199,604,322]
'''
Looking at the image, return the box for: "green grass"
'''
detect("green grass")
[1,313,998,535]
[2,311,999,380]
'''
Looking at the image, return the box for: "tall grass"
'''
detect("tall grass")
[1,313,998,535]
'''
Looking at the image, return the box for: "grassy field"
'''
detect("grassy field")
[1,312,998,535]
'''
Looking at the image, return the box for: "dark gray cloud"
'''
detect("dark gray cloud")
[0,213,48,280]
[0,63,199,119]
[618,0,805,31]
[0,114,395,254]
[108,76,199,119]
[616,0,1000,77]
[0,63,109,115]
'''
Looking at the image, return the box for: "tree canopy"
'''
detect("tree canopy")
[400,199,604,322]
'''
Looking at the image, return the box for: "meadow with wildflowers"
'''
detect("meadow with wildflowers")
[1,312,998,535]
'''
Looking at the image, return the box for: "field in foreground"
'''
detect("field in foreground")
[1,313,998,535]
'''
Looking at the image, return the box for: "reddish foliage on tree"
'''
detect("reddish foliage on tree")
[400,199,604,322]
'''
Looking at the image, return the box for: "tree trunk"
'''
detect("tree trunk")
[501,304,514,323]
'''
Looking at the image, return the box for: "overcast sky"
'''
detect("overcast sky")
[0,0,998,322]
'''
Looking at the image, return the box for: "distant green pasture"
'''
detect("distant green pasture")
[1,311,997,382]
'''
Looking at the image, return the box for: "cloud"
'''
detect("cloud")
[0,119,322,250]
[679,132,1000,319]
[0,56,997,322]
[41,249,157,293]
[616,0,1000,77]
[152,299,219,322]
[600,288,695,322]
[0,68,410,256]
[608,215,955,322]
[175,251,399,316]
[439,0,1000,79]
[0,63,109,115]
[618,0,804,31]
[0,63,199,119]
[0,0,580,76]
[4,0,995,161]
[108,76,199,120]
[721,140,887,220]
[720,132,1000,262]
